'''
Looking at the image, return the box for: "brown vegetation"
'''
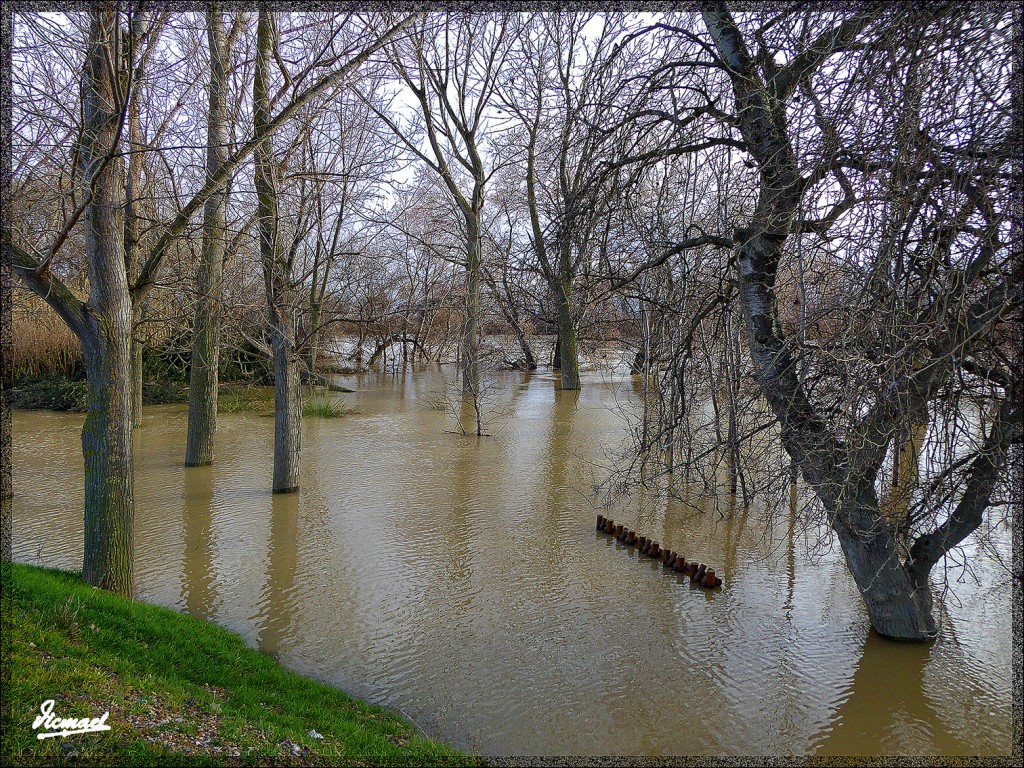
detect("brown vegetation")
[9,287,82,382]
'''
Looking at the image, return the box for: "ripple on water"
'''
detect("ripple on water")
[9,370,1016,756]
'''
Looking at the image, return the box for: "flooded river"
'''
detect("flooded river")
[10,367,1015,756]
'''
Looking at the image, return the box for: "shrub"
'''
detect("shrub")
[7,374,89,411]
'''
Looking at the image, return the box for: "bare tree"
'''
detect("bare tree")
[255,10,304,493]
[363,12,513,401]
[185,4,233,466]
[14,7,135,593]
[614,4,1018,639]
[501,13,628,390]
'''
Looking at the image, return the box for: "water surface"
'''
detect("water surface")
[10,367,1014,756]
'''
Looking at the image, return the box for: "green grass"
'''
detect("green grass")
[216,386,274,414]
[8,373,188,412]
[302,394,357,419]
[0,563,479,766]
[6,374,89,411]
[217,388,358,418]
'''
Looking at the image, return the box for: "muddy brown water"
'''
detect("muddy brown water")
[10,367,1015,756]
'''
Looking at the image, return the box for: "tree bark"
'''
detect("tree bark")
[270,332,302,492]
[80,327,134,595]
[462,214,482,398]
[78,6,135,595]
[256,10,301,493]
[1,223,11,563]
[554,278,580,390]
[185,5,230,467]
[834,482,937,639]
[554,237,580,389]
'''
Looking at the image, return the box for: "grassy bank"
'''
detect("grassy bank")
[8,379,356,419]
[5,374,191,412]
[0,563,478,766]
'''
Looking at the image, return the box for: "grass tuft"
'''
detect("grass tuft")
[302,394,358,418]
[217,388,357,418]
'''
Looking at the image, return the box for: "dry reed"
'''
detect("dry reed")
[9,288,82,381]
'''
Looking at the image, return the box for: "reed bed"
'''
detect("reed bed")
[9,297,82,381]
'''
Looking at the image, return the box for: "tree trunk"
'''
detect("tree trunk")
[462,214,482,398]
[123,10,147,429]
[185,5,229,467]
[305,304,321,374]
[732,227,938,638]
[81,329,135,595]
[271,330,302,492]
[703,5,936,640]
[554,231,581,389]
[76,7,135,596]
[3,7,135,594]
[555,278,580,390]
[835,484,937,639]
[256,10,301,493]
[631,305,650,375]
[1,247,11,563]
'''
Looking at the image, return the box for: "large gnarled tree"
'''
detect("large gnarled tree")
[636,4,1019,639]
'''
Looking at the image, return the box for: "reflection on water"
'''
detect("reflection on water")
[257,492,300,659]
[815,633,969,755]
[182,465,217,622]
[10,366,1014,756]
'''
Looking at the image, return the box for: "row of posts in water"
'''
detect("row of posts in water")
[596,515,723,589]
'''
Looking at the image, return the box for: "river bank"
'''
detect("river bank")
[0,563,478,766]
